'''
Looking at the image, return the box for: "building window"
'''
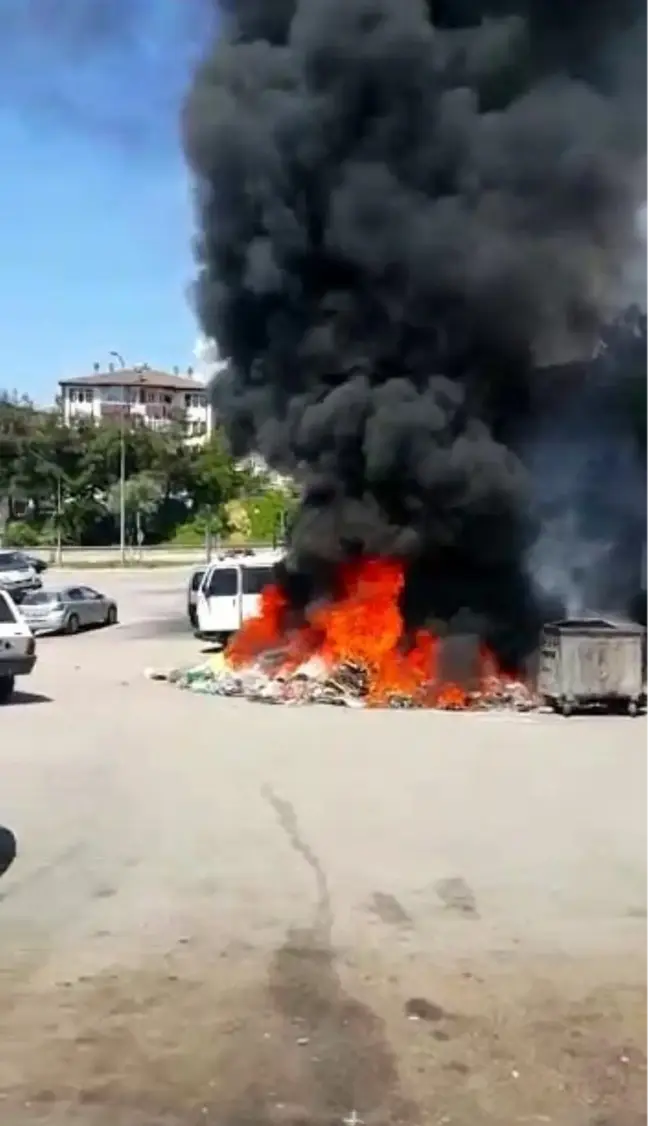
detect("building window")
[70,389,94,404]
[184,393,204,410]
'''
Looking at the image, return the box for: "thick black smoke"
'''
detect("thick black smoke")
[183,0,646,667]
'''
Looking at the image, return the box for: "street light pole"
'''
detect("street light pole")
[119,409,126,565]
[56,473,62,566]
[109,351,127,564]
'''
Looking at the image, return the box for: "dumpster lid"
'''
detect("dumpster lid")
[545,614,645,633]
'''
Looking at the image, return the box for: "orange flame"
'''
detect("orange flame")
[227,556,510,707]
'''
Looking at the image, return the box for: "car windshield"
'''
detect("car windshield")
[0,553,26,571]
[22,591,60,606]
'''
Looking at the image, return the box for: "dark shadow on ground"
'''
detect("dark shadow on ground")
[118,617,191,640]
[9,691,52,707]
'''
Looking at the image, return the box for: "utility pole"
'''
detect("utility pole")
[109,351,127,564]
[55,473,63,566]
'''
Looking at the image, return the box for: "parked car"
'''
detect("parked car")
[21,552,48,574]
[20,586,118,636]
[187,566,206,630]
[0,588,37,703]
[0,550,42,604]
[0,826,16,877]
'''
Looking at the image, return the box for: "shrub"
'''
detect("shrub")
[3,521,40,548]
[243,491,295,543]
[169,509,226,547]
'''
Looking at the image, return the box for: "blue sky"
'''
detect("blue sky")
[0,2,210,404]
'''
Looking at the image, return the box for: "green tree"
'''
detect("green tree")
[182,429,239,546]
[190,430,238,510]
[0,394,283,549]
[242,489,298,543]
[223,499,252,544]
[106,471,165,544]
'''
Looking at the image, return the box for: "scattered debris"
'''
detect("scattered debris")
[434,876,480,917]
[147,653,538,712]
[144,667,169,682]
[404,997,448,1022]
[471,675,536,712]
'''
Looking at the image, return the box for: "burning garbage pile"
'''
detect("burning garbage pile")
[180,0,646,698]
[153,558,536,710]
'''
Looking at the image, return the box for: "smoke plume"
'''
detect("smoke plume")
[183,0,646,666]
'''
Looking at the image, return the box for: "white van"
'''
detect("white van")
[195,549,283,645]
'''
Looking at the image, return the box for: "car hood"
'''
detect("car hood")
[0,570,33,583]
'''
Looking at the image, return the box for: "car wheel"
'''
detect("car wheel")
[105,605,118,626]
[66,613,80,635]
[0,825,16,876]
[0,675,15,704]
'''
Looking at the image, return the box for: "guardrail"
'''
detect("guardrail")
[32,543,275,565]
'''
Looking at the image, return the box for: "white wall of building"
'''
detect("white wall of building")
[62,386,100,424]
[61,382,213,441]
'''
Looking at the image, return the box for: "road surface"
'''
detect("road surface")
[0,569,645,1124]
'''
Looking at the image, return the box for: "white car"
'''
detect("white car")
[0,550,41,604]
[0,589,37,703]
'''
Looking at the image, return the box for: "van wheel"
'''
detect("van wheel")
[0,675,15,704]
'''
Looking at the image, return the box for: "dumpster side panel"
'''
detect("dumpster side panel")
[537,633,561,699]
[561,634,643,699]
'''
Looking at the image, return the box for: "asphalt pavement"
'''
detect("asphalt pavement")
[0,567,644,1125]
[45,565,194,639]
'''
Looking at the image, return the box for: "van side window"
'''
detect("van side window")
[190,569,205,592]
[206,568,238,597]
[242,567,273,595]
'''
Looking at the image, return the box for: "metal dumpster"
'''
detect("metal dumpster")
[538,616,646,716]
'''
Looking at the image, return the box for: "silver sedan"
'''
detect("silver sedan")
[20,586,118,636]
